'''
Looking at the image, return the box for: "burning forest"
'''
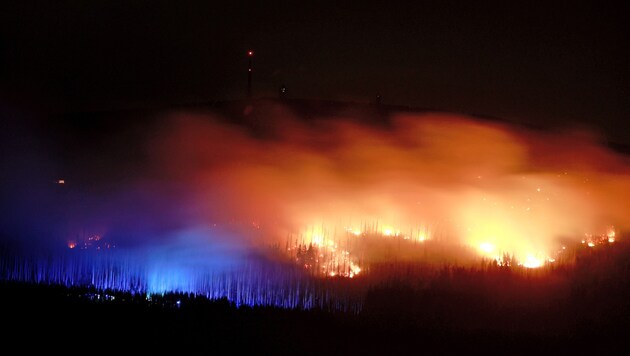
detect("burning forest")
[2,101,630,312]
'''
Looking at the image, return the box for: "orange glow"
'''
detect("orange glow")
[479,242,496,254]
[581,227,618,248]
[522,255,543,268]
[67,241,76,249]
[377,225,403,237]
[153,109,630,275]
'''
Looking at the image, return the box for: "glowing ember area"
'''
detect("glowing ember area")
[283,222,440,277]
[67,234,114,250]
[286,226,363,278]
[582,227,618,248]
[522,255,543,269]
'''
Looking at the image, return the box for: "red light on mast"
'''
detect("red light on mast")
[247,50,254,97]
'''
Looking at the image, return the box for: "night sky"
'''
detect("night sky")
[2,1,628,141]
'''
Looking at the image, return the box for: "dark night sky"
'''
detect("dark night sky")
[1,1,629,141]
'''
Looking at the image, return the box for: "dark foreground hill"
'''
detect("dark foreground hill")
[3,239,629,354]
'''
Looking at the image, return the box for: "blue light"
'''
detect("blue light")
[0,245,361,311]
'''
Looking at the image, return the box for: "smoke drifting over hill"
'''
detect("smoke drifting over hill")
[2,102,630,269]
[145,104,630,265]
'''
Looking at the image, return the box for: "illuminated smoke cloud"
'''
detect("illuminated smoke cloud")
[150,105,630,266]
